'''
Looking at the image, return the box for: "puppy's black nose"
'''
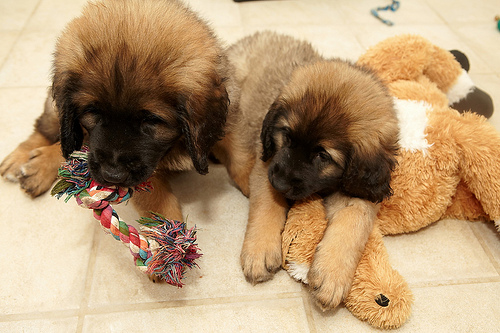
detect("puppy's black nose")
[270,177,292,194]
[101,166,129,184]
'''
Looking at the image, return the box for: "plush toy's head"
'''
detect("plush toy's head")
[448,50,493,118]
[357,34,493,118]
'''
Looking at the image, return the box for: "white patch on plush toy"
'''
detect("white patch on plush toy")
[495,220,500,232]
[287,262,310,283]
[393,98,433,154]
[446,69,475,105]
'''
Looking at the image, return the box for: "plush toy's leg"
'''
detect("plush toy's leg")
[132,172,183,221]
[443,180,490,221]
[241,158,288,284]
[449,111,500,221]
[344,224,413,329]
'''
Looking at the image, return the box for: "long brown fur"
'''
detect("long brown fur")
[0,0,255,281]
[230,31,399,310]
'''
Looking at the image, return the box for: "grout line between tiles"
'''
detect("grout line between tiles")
[0,310,79,324]
[75,223,101,333]
[300,285,318,333]
[0,31,22,72]
[469,222,500,275]
[423,0,448,28]
[410,276,500,289]
[80,291,305,317]
[0,0,43,71]
[0,291,305,324]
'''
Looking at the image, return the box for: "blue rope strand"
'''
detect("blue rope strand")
[371,0,400,26]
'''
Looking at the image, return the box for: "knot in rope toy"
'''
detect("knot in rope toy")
[51,146,202,287]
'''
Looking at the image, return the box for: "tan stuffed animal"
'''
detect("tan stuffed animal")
[282,34,499,329]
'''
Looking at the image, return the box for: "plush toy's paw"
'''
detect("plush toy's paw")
[307,246,355,311]
[241,234,282,284]
[1,145,62,197]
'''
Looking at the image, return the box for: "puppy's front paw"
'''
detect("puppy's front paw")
[19,146,63,197]
[240,234,282,284]
[0,146,32,183]
[307,245,355,311]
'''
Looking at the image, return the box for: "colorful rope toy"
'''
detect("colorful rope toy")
[51,146,202,287]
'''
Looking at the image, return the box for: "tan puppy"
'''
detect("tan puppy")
[0,0,253,209]
[0,0,255,281]
[229,31,398,309]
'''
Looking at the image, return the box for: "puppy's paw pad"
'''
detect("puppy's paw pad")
[306,250,354,310]
[307,273,350,310]
[0,149,32,181]
[241,239,282,284]
[18,147,62,197]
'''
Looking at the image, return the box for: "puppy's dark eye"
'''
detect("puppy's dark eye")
[277,127,292,147]
[140,113,166,135]
[312,148,332,163]
[142,115,163,126]
[79,106,101,130]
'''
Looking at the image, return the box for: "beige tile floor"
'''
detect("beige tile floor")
[1,0,500,332]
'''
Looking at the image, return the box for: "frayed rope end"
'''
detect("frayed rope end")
[139,213,202,287]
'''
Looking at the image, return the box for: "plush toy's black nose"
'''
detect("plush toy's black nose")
[376,294,390,307]
[450,87,494,119]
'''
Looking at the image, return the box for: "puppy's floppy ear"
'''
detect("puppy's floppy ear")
[177,81,229,175]
[341,147,397,203]
[52,71,84,158]
[260,101,284,162]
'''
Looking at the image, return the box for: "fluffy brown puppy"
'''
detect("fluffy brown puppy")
[231,32,398,310]
[0,0,253,262]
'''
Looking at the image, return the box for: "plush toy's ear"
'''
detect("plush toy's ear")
[449,50,470,72]
[52,72,84,158]
[177,81,229,175]
[341,147,397,203]
[260,101,284,162]
[448,49,494,119]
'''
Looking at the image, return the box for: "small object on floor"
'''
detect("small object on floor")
[371,0,400,26]
[496,15,500,31]
[51,146,202,287]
